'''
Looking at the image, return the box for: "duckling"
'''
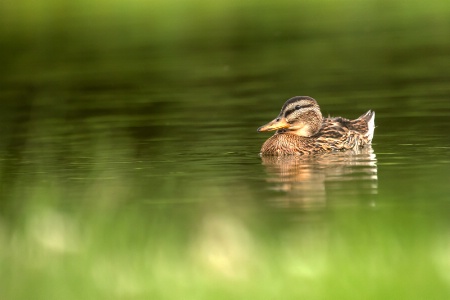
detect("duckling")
[257,96,375,155]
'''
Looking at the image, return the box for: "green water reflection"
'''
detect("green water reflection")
[1,0,450,299]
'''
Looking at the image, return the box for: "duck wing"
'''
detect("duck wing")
[316,110,375,150]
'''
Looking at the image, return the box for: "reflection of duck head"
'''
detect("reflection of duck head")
[257,96,375,156]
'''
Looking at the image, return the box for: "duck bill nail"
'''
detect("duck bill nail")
[257,118,289,132]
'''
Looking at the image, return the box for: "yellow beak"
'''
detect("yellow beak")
[257,117,290,132]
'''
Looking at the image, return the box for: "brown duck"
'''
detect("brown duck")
[257,96,375,155]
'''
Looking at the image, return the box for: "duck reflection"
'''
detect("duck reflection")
[261,147,377,208]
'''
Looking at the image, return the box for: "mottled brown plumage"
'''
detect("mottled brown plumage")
[257,96,375,156]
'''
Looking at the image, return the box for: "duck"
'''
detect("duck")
[257,96,375,155]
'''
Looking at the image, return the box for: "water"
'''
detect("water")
[1,1,450,299]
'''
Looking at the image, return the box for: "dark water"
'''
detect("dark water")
[1,1,450,299]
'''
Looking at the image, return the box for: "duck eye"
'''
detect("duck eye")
[295,105,301,110]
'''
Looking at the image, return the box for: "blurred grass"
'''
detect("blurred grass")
[3,0,450,35]
[2,0,450,55]
[1,178,449,299]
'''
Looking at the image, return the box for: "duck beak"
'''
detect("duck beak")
[257,117,290,132]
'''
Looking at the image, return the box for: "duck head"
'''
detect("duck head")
[257,96,323,137]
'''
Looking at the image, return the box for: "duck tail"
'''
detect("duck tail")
[359,110,375,142]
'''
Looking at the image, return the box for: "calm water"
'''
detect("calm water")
[1,1,450,299]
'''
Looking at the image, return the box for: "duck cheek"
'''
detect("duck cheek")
[294,125,316,137]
